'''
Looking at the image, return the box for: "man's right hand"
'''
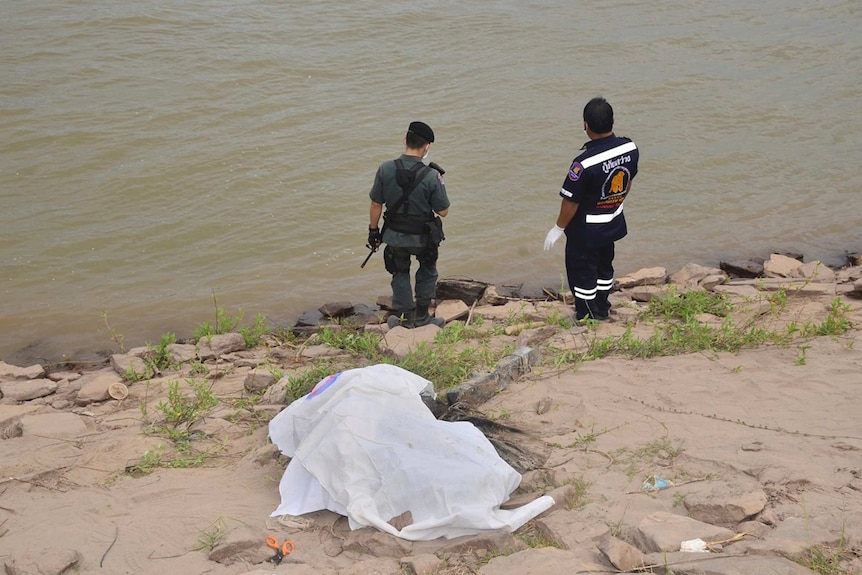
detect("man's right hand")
[368,227,383,249]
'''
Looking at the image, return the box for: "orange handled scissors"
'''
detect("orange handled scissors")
[265,535,294,565]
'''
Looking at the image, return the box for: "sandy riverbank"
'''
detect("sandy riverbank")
[1,258,862,575]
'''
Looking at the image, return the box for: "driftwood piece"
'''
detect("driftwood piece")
[436,278,489,306]
[443,407,550,473]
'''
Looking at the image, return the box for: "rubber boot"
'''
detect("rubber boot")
[413,305,445,328]
[387,309,415,329]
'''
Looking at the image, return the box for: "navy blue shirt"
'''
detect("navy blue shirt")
[559,135,639,248]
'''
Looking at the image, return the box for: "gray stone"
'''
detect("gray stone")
[343,527,412,557]
[628,285,667,302]
[712,283,763,299]
[534,509,611,549]
[598,534,649,572]
[299,344,347,360]
[684,485,767,527]
[400,553,443,575]
[208,525,270,565]
[495,347,541,382]
[644,552,818,575]
[799,261,836,282]
[110,353,150,378]
[617,266,667,288]
[514,325,558,348]
[379,324,439,359]
[3,549,82,575]
[719,259,764,278]
[0,361,45,380]
[21,412,88,438]
[46,370,81,382]
[75,370,122,405]
[0,378,57,402]
[167,343,198,363]
[319,300,354,318]
[434,531,525,557]
[474,301,543,322]
[480,547,606,575]
[197,332,246,360]
[669,263,727,290]
[446,372,500,407]
[633,511,735,553]
[764,253,804,278]
[243,368,277,392]
[435,299,469,322]
[0,404,41,438]
[701,274,727,290]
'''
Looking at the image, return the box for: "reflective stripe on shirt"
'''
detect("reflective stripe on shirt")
[585,202,624,224]
[579,141,638,169]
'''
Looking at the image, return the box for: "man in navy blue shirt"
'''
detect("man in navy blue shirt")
[543,97,639,321]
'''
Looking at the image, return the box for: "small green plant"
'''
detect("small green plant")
[193,517,228,552]
[240,313,268,347]
[155,379,219,437]
[562,477,591,510]
[769,288,789,312]
[795,344,811,366]
[515,522,564,549]
[796,542,851,575]
[802,298,852,337]
[102,311,126,353]
[126,444,212,476]
[318,325,381,359]
[146,332,177,372]
[195,294,244,339]
[189,360,210,377]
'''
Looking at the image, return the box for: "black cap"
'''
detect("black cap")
[407,121,434,143]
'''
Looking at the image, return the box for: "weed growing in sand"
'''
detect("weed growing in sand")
[147,332,177,371]
[126,444,213,476]
[436,321,490,344]
[387,343,481,390]
[318,325,381,359]
[796,533,852,575]
[189,360,210,377]
[515,522,564,549]
[155,379,219,437]
[645,288,734,321]
[239,312,268,347]
[284,362,338,403]
[193,517,229,552]
[562,477,592,510]
[612,438,683,480]
[802,297,853,337]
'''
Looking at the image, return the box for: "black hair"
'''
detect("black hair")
[583,97,614,134]
[405,132,430,149]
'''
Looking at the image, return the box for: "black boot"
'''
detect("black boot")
[387,309,415,329]
[413,305,445,328]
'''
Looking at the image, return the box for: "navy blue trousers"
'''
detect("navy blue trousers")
[565,241,615,320]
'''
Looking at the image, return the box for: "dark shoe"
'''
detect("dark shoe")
[387,310,414,329]
[413,313,445,328]
[573,312,610,323]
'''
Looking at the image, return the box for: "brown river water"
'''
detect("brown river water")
[1,1,861,362]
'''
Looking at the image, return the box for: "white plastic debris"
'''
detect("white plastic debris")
[268,364,554,541]
[642,474,673,491]
[680,538,709,552]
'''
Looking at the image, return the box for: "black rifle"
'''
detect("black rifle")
[360,162,444,268]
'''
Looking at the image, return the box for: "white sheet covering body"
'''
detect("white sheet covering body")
[268,364,554,541]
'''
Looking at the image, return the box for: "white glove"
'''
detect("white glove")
[544,225,565,251]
